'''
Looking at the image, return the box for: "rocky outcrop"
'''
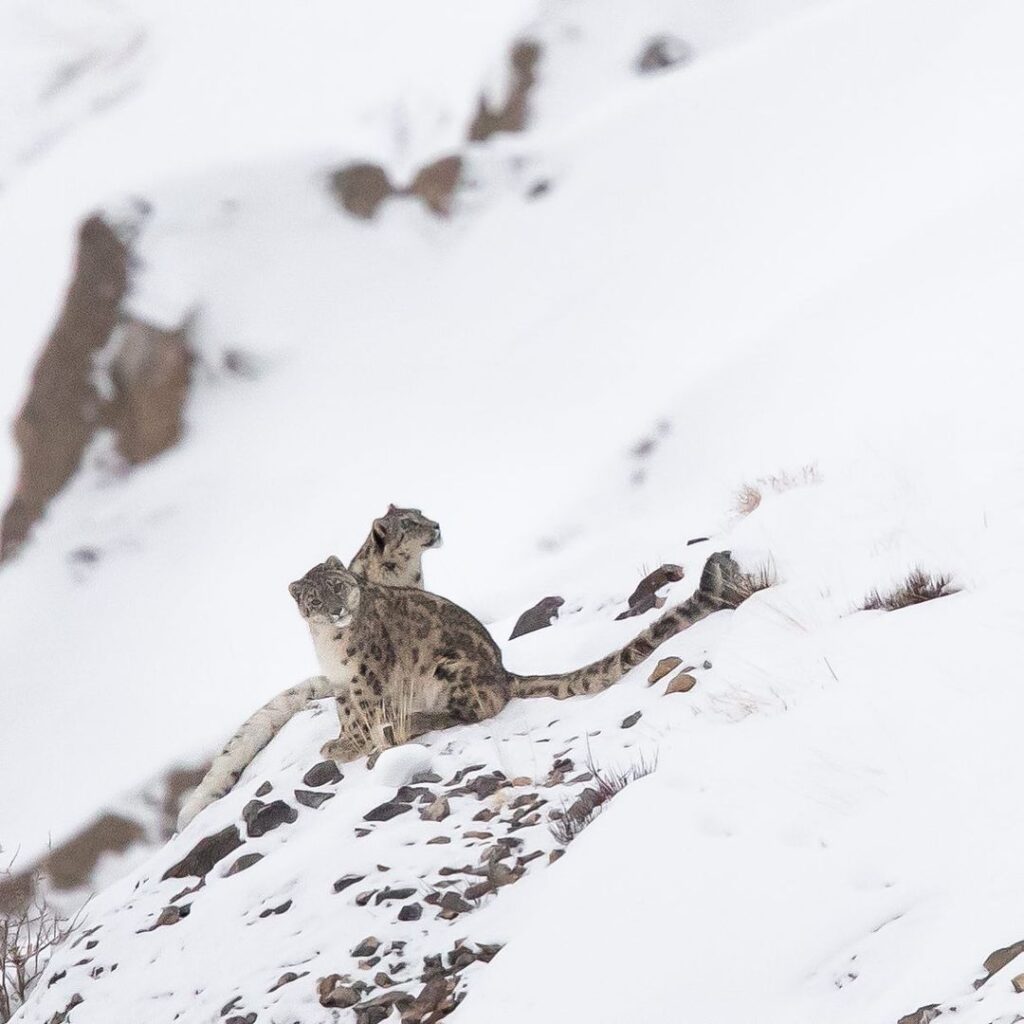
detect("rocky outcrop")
[0,214,194,562]
[468,39,541,141]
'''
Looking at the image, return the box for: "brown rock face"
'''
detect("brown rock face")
[0,214,194,562]
[0,216,128,560]
[105,318,193,465]
[468,40,541,141]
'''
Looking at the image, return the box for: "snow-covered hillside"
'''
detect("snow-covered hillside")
[5,0,1024,1021]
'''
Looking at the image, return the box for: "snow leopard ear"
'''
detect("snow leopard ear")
[372,520,388,551]
[323,555,344,570]
[288,580,304,601]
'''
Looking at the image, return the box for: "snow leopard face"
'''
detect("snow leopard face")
[288,557,361,626]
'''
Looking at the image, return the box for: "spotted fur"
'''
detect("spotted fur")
[179,551,752,828]
[348,504,441,588]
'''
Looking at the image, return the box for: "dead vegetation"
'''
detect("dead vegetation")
[549,751,657,846]
[0,862,83,1022]
[861,568,959,612]
[728,561,777,604]
[732,464,821,518]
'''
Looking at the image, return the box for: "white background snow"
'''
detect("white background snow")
[4,0,1024,1021]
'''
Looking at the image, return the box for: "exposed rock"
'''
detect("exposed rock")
[304,760,343,787]
[411,770,442,785]
[351,936,381,958]
[426,836,451,845]
[138,904,189,932]
[509,596,565,640]
[328,155,463,221]
[254,781,272,798]
[469,39,541,141]
[224,1015,256,1024]
[329,163,393,219]
[636,34,693,75]
[355,890,377,907]
[1,216,128,561]
[243,799,298,838]
[665,671,697,694]
[983,938,1024,976]
[294,789,334,809]
[446,764,486,785]
[268,971,304,993]
[408,155,463,217]
[621,711,643,729]
[398,902,423,922]
[438,892,472,918]
[225,853,263,877]
[421,796,450,822]
[355,991,414,1024]
[395,785,434,803]
[648,656,682,685]
[105,316,192,465]
[162,825,243,880]
[375,886,417,904]
[404,976,457,1023]
[258,900,291,918]
[1013,973,1024,993]
[364,800,412,822]
[473,808,497,822]
[46,992,83,1024]
[617,564,685,619]
[318,975,360,1009]
[897,1005,942,1024]
[332,873,366,894]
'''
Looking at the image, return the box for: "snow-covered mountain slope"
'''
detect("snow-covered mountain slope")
[5,0,1024,1020]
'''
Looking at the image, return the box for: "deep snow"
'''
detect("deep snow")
[5,0,1024,1021]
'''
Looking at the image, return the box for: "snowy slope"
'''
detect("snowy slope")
[6,0,1024,1021]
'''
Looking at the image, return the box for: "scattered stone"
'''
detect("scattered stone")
[648,656,682,685]
[702,660,713,670]
[258,900,291,918]
[375,886,417,904]
[569,772,594,785]
[511,813,540,830]
[225,1015,256,1024]
[255,781,272,798]
[509,596,565,640]
[687,536,710,546]
[355,991,415,1024]
[377,864,390,872]
[138,904,189,933]
[473,808,497,822]
[333,874,366,894]
[221,996,242,1015]
[975,938,1024,988]
[621,711,643,729]
[359,956,381,969]
[226,853,263,877]
[665,671,697,694]
[404,976,457,1023]
[420,796,450,822]
[294,789,334,809]
[518,850,544,867]
[1014,973,1024,994]
[464,830,493,841]
[374,971,394,988]
[527,179,551,199]
[47,994,83,1024]
[47,970,66,988]
[551,756,573,774]
[318,975,360,1009]
[446,764,486,786]
[488,861,518,888]
[438,892,472,918]
[354,828,372,838]
[511,776,532,787]
[398,903,423,922]
[617,564,685,619]
[243,799,298,838]
[328,164,392,220]
[549,849,565,864]
[426,836,451,845]
[364,801,412,822]
[464,880,492,900]
[896,1005,942,1024]
[411,770,442,785]
[162,825,243,880]
[268,971,305,993]
[355,890,376,907]
[510,793,537,809]
[304,760,343,787]
[396,786,433,803]
[468,775,505,799]
[351,936,381,958]
[636,34,693,75]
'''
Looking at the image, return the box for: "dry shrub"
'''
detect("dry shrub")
[549,752,657,846]
[733,464,821,517]
[728,561,777,604]
[0,871,82,1022]
[861,569,959,612]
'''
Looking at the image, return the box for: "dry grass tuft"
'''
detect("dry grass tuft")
[549,751,657,846]
[733,464,821,517]
[728,561,777,604]
[861,568,959,612]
